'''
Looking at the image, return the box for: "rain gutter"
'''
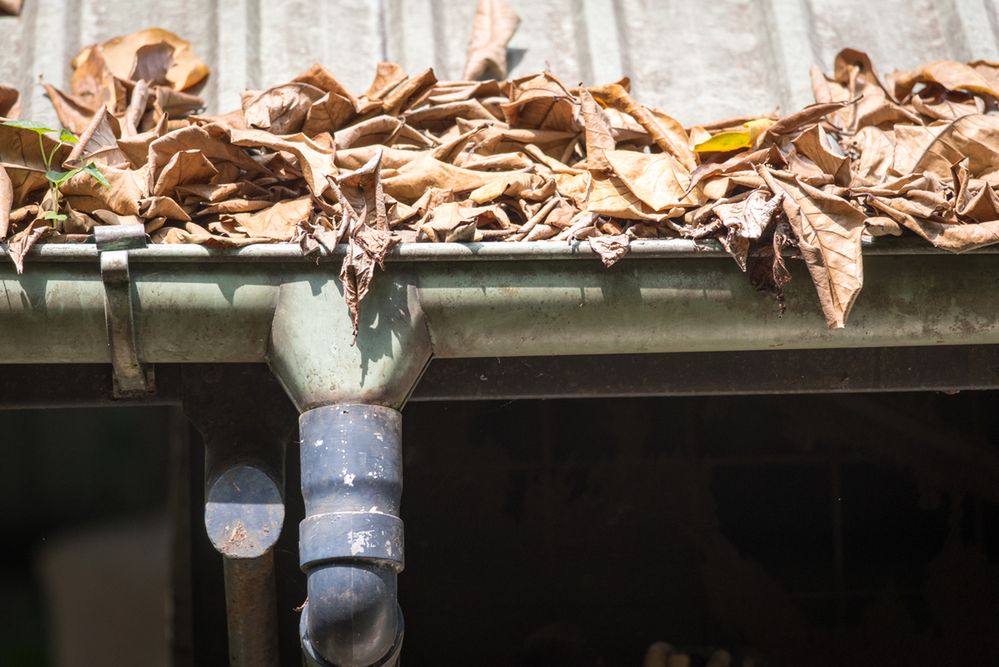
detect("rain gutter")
[4,238,999,376]
[4,236,998,666]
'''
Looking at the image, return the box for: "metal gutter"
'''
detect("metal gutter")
[4,240,998,373]
[16,237,999,262]
[4,236,999,666]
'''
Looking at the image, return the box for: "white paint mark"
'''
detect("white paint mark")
[349,529,374,555]
[343,473,355,487]
[314,439,324,448]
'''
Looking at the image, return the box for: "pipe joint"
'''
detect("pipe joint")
[299,404,404,667]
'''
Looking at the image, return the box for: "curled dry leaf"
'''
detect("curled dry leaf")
[589,82,696,171]
[604,149,696,212]
[760,167,866,328]
[0,85,20,119]
[588,234,630,267]
[72,28,209,92]
[893,60,999,100]
[242,83,325,135]
[713,190,784,270]
[869,196,999,252]
[225,196,312,241]
[7,220,53,274]
[463,0,522,80]
[579,90,615,171]
[0,164,11,238]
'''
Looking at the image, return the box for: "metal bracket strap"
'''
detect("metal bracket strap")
[96,224,153,397]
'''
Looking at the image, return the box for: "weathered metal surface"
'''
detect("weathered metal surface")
[3,345,999,410]
[205,465,284,559]
[98,224,153,396]
[21,236,999,263]
[2,0,995,127]
[222,554,280,667]
[2,248,999,408]
[299,404,405,667]
[412,346,999,400]
[183,364,295,667]
[268,270,433,411]
[416,253,999,358]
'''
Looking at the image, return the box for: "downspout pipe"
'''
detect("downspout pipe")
[298,405,405,667]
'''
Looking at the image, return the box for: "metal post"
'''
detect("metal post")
[183,364,297,667]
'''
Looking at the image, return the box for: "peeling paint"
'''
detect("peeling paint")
[349,529,375,556]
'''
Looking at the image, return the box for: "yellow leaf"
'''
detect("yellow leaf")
[694,118,776,153]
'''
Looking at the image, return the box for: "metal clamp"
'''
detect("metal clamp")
[96,224,153,397]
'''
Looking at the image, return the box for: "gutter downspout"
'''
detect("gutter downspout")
[269,272,430,666]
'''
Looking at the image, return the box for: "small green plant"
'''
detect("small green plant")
[1,119,109,227]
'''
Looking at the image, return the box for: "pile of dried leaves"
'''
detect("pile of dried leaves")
[3,0,999,331]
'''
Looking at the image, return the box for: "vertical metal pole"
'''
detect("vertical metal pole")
[205,465,285,667]
[183,364,297,667]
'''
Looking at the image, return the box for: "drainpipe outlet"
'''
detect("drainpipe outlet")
[299,404,405,667]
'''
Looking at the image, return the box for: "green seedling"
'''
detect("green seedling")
[1,119,109,227]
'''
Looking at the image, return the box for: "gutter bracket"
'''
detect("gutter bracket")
[96,224,153,398]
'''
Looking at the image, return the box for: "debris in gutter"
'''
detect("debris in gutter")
[2,1,999,329]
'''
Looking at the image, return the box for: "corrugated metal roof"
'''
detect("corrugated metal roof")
[2,0,997,127]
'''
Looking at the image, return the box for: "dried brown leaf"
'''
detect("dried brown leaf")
[152,149,218,197]
[66,107,128,168]
[588,234,630,267]
[73,28,209,92]
[229,128,335,196]
[7,219,53,274]
[364,63,408,100]
[140,196,190,221]
[579,90,614,171]
[0,0,22,15]
[336,149,388,231]
[604,149,695,212]
[589,82,696,170]
[766,101,849,136]
[586,172,664,221]
[130,41,174,85]
[713,190,784,270]
[894,60,999,100]
[760,167,866,328]
[148,124,263,188]
[383,68,438,115]
[340,223,399,338]
[869,196,999,252]
[43,84,97,135]
[63,165,145,216]
[224,196,312,241]
[381,152,517,204]
[419,202,508,242]
[242,83,325,135]
[0,85,20,119]
[912,114,999,185]
[502,73,579,132]
[0,164,11,239]
[463,0,521,80]
[303,92,356,136]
